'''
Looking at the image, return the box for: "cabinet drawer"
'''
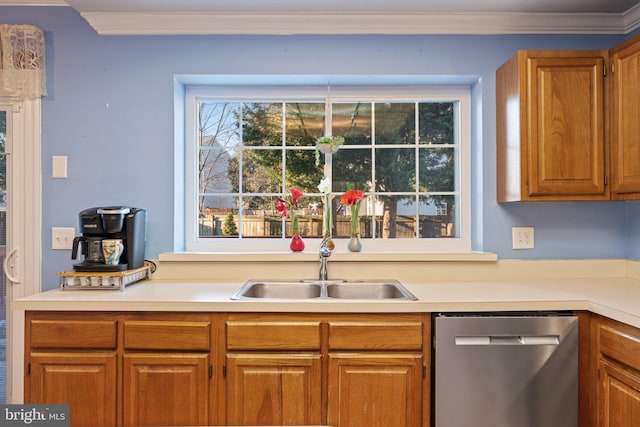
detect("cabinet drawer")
[227,320,321,351]
[30,319,117,349]
[123,320,210,351]
[328,321,423,351]
[599,323,640,372]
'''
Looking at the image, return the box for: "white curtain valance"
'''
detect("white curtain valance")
[0,24,47,99]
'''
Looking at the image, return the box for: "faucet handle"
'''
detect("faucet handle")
[320,235,335,250]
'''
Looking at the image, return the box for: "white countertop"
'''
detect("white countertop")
[13,276,640,329]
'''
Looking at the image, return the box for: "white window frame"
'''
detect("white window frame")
[184,85,471,253]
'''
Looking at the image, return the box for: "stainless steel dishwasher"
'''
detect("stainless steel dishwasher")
[434,312,578,427]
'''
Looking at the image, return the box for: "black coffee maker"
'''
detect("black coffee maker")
[71,206,146,272]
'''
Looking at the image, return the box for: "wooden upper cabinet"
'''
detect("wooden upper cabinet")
[610,33,640,199]
[497,50,608,201]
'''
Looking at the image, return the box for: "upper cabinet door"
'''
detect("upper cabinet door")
[610,34,640,199]
[497,50,608,201]
[527,54,606,197]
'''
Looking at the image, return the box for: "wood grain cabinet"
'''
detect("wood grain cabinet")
[26,314,118,427]
[225,314,323,425]
[327,318,425,427]
[224,313,429,427]
[497,34,640,202]
[592,315,640,427]
[26,311,429,427]
[25,312,212,427]
[121,317,211,427]
[609,33,640,199]
[497,49,608,201]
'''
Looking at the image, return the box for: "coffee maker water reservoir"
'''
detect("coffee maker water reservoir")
[71,206,146,272]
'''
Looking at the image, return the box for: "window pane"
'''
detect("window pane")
[419,147,455,192]
[419,102,455,145]
[243,196,282,238]
[375,103,415,145]
[374,195,416,239]
[243,103,283,147]
[199,102,241,150]
[199,146,235,193]
[198,102,239,195]
[375,147,416,192]
[242,149,282,193]
[333,148,372,192]
[285,149,323,194]
[419,195,457,238]
[286,102,324,146]
[332,102,372,146]
[198,196,239,237]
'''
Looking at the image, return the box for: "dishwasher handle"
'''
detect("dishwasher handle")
[455,335,560,346]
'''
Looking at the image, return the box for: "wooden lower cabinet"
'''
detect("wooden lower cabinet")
[593,315,640,427]
[26,311,429,427]
[225,312,429,427]
[598,358,640,426]
[25,312,212,427]
[225,353,322,425]
[29,352,117,427]
[122,353,210,427]
[327,353,423,427]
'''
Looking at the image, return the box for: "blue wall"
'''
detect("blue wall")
[2,6,637,287]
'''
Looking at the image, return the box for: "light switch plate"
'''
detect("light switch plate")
[52,155,68,178]
[52,227,76,250]
[512,227,534,249]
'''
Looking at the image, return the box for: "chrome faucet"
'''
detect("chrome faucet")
[319,236,333,280]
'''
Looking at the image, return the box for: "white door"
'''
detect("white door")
[1,99,42,403]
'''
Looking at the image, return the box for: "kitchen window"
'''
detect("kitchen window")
[184,85,470,253]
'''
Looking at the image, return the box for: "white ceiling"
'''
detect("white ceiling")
[4,0,640,34]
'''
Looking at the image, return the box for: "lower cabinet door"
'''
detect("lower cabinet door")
[598,358,640,427]
[328,353,423,427]
[29,352,117,427]
[123,353,209,427]
[226,353,322,426]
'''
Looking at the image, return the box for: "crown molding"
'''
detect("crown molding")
[624,3,640,33]
[0,0,66,5]
[1,1,638,35]
[79,11,639,35]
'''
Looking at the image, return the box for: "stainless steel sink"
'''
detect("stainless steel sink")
[326,282,416,300]
[231,279,417,301]
[231,281,322,299]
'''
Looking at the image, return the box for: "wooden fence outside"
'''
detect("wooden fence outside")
[199,213,451,238]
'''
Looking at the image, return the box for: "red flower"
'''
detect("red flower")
[276,198,288,218]
[289,187,304,206]
[340,189,364,206]
[276,187,304,219]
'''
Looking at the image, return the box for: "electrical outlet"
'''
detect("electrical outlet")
[52,227,76,250]
[512,227,534,249]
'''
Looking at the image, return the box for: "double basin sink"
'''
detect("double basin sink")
[231,279,418,301]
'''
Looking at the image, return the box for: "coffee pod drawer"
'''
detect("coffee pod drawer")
[58,264,152,290]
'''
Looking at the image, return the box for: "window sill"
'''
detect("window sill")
[158,251,498,263]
